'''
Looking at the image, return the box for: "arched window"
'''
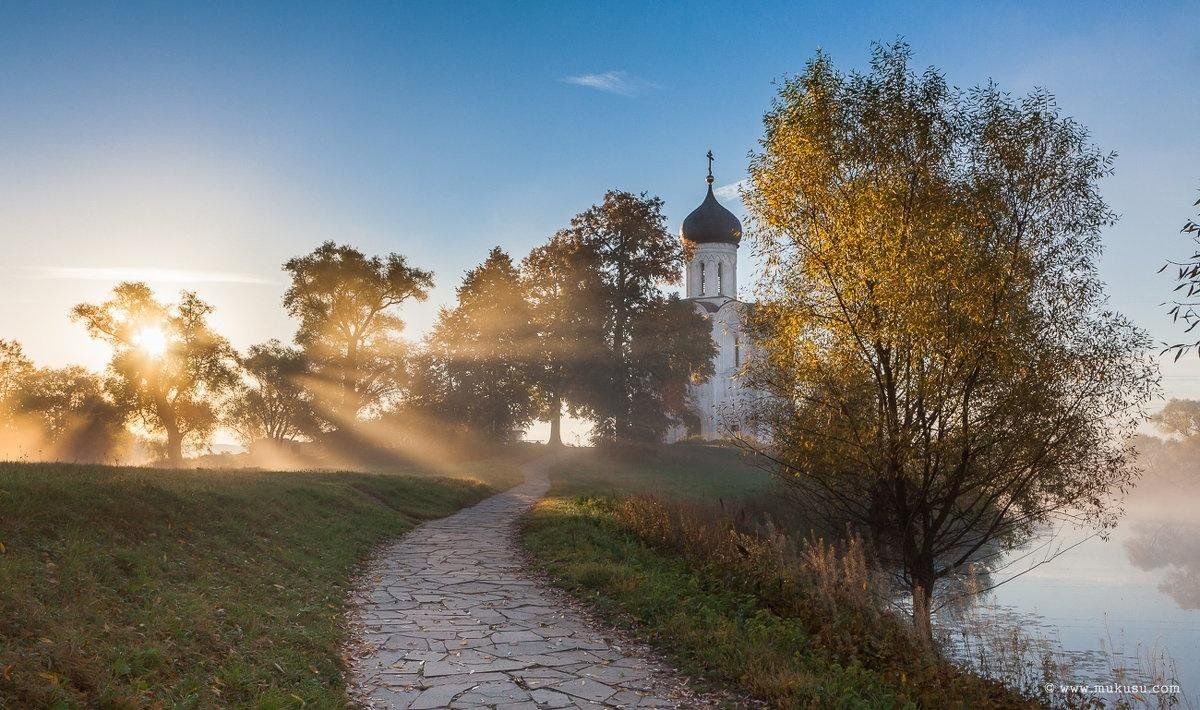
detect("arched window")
[717,261,724,295]
[699,262,706,295]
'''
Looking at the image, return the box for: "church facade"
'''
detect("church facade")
[668,162,759,441]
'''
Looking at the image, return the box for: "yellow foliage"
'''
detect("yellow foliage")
[739,42,1159,643]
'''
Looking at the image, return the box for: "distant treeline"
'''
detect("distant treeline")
[1134,399,1200,496]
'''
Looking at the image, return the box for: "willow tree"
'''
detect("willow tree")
[224,339,318,447]
[12,365,130,463]
[0,340,34,454]
[73,282,237,467]
[1152,399,1200,438]
[1162,192,1200,359]
[0,340,32,420]
[742,43,1159,645]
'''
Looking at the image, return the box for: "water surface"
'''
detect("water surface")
[954,491,1200,701]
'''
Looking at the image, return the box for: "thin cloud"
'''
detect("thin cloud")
[714,179,749,203]
[562,70,656,97]
[20,266,279,285]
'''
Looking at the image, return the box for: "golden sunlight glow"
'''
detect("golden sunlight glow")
[132,326,168,358]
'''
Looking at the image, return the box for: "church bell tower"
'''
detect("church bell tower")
[671,151,754,442]
[681,151,742,302]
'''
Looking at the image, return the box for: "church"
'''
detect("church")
[668,157,759,441]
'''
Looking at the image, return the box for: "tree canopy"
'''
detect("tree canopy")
[1152,398,1200,439]
[12,365,129,462]
[283,241,434,429]
[413,247,537,442]
[72,282,238,467]
[0,340,33,419]
[224,339,318,447]
[563,190,715,441]
[521,233,607,445]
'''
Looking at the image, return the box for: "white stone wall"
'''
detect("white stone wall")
[666,241,765,442]
[695,300,754,438]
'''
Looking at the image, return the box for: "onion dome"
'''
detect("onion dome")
[680,152,742,245]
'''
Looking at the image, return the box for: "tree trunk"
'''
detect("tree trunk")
[157,397,184,468]
[910,573,936,650]
[341,341,358,427]
[547,394,564,447]
[613,260,629,439]
[164,425,184,468]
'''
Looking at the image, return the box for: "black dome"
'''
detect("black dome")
[681,182,742,245]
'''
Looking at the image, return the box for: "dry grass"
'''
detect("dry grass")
[947,595,1192,709]
[524,494,1038,708]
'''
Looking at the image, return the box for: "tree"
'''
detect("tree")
[741,43,1159,646]
[1162,192,1200,359]
[629,294,717,441]
[1152,399,1200,439]
[12,366,129,462]
[283,242,434,430]
[563,190,714,441]
[72,282,238,467]
[224,340,318,447]
[414,248,536,441]
[0,340,33,419]
[521,233,606,446]
[0,340,35,454]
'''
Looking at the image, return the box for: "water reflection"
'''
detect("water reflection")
[931,426,1200,703]
[1125,521,1200,610]
[942,504,1200,703]
[940,518,1195,705]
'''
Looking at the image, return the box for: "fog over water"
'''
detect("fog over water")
[947,432,1200,700]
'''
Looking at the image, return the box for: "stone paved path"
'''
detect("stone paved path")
[345,457,713,709]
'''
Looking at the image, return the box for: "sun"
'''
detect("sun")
[132,326,168,358]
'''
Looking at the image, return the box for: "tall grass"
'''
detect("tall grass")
[525,493,1036,708]
[616,493,1198,709]
[610,495,887,624]
[946,595,1191,709]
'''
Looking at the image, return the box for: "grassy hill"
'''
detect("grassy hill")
[547,442,775,500]
[0,457,520,708]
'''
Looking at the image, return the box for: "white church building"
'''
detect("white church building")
[668,158,759,441]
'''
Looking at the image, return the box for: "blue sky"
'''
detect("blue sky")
[1,0,1198,400]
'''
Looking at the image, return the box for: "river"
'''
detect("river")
[945,486,1200,705]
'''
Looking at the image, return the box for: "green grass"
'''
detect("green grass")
[0,457,517,708]
[521,496,1036,710]
[549,443,774,500]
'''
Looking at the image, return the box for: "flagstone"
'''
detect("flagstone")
[409,681,479,709]
[345,457,717,708]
